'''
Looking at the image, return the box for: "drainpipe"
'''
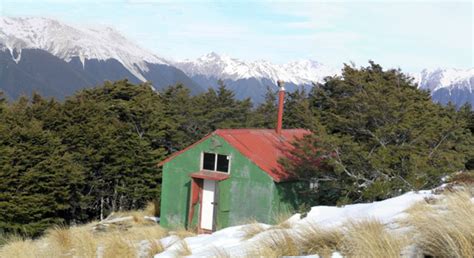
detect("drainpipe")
[276,80,285,135]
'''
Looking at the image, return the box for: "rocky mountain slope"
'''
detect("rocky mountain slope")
[173,52,339,103]
[0,17,202,99]
[416,68,474,107]
[1,17,472,107]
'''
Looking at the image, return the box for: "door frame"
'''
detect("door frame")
[188,171,229,233]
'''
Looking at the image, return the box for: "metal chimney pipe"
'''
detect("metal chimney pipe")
[276,80,285,135]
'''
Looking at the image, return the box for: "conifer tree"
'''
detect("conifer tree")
[283,88,316,130]
[251,86,277,128]
[283,62,474,204]
[0,100,84,236]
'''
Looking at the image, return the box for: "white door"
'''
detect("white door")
[200,179,216,230]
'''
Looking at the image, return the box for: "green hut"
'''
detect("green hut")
[158,85,309,232]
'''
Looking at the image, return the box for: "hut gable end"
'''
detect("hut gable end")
[159,129,310,182]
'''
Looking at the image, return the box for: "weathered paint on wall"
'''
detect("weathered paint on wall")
[160,134,303,229]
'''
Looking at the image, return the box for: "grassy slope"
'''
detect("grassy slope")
[1,185,473,258]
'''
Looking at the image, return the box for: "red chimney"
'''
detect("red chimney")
[276,80,285,135]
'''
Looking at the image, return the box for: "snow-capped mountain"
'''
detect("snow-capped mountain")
[176,52,474,106]
[1,16,472,107]
[174,52,339,85]
[0,17,168,81]
[417,68,474,107]
[173,52,339,103]
[0,17,202,99]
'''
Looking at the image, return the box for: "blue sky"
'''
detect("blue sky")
[0,0,472,72]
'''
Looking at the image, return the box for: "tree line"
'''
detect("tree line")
[0,62,472,237]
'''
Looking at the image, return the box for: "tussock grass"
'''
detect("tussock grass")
[69,227,99,258]
[44,225,74,255]
[297,222,343,256]
[258,230,299,257]
[125,225,168,242]
[102,234,136,258]
[340,219,407,258]
[0,211,166,258]
[175,240,192,256]
[143,201,159,217]
[3,189,473,257]
[145,239,165,258]
[168,226,196,239]
[272,210,293,229]
[405,190,474,258]
[0,237,39,258]
[241,222,267,240]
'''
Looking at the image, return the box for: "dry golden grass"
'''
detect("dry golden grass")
[272,210,293,229]
[241,222,267,240]
[340,219,407,258]
[69,227,99,258]
[144,239,165,258]
[0,213,168,258]
[297,222,343,256]
[175,240,192,256]
[44,225,74,255]
[258,230,299,257]
[0,237,39,258]
[168,226,196,239]
[405,190,474,258]
[102,234,136,258]
[125,225,168,242]
[143,201,159,217]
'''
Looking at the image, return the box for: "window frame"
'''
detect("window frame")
[201,152,231,174]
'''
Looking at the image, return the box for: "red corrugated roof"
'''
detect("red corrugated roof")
[159,129,311,182]
[215,129,310,182]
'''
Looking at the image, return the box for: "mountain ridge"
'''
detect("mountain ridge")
[0,16,472,107]
[0,16,203,99]
[173,52,340,85]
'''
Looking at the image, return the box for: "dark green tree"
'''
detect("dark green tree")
[0,99,85,236]
[283,88,316,130]
[58,80,164,218]
[251,86,277,128]
[283,62,473,204]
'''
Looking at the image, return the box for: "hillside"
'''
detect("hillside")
[1,17,472,107]
[172,52,338,103]
[417,68,474,107]
[1,182,472,257]
[0,17,203,99]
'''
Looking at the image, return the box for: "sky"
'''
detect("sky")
[0,0,472,72]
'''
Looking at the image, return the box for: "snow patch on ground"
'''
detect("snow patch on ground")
[154,190,434,257]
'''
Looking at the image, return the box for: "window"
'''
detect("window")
[216,154,229,172]
[203,153,215,170]
[202,152,230,173]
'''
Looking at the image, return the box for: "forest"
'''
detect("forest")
[0,62,472,237]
